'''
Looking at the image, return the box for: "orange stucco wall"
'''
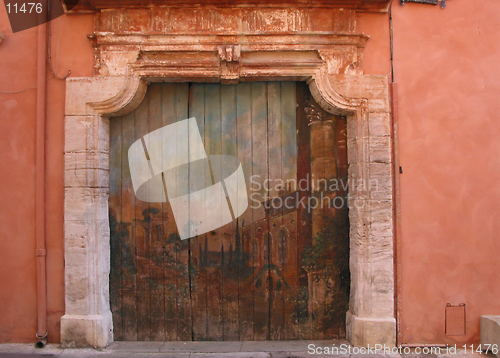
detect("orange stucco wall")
[392,0,500,344]
[0,0,499,345]
[0,9,93,342]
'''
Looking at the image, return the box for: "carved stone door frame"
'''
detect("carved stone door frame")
[61,9,395,348]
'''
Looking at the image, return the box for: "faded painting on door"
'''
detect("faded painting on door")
[109,82,349,341]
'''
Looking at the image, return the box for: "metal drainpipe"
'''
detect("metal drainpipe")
[35,3,48,349]
[389,0,403,346]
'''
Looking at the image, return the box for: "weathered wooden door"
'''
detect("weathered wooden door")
[109,82,349,341]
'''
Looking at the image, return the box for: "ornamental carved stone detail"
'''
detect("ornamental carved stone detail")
[94,7,356,34]
[305,98,333,125]
[86,6,367,77]
[218,45,241,84]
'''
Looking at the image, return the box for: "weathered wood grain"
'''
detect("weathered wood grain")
[134,90,152,341]
[188,83,208,341]
[295,82,312,340]
[235,82,254,341]
[148,83,166,341]
[220,85,239,341]
[160,84,179,341]
[251,82,270,340]
[120,109,138,341]
[280,81,299,341]
[267,82,284,340]
[109,81,349,341]
[204,84,224,341]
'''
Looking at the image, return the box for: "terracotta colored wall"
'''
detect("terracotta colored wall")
[356,11,391,75]
[391,0,500,344]
[1,0,499,345]
[0,8,93,342]
[357,1,500,344]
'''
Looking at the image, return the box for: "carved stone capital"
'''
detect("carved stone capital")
[218,45,241,63]
[305,98,332,125]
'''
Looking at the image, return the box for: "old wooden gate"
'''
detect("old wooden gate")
[109,82,349,341]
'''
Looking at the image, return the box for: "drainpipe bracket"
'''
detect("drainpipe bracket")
[36,249,47,257]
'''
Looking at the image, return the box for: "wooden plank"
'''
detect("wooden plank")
[173,83,192,341]
[281,82,298,191]
[147,83,166,341]
[314,114,337,340]
[250,82,270,340]
[220,84,239,341]
[161,83,180,341]
[120,108,138,341]
[109,114,123,340]
[266,82,284,340]
[134,90,152,341]
[160,83,192,341]
[318,114,339,340]
[203,84,224,341]
[188,83,208,341]
[281,210,299,339]
[295,81,312,340]
[280,82,299,340]
[235,82,254,341]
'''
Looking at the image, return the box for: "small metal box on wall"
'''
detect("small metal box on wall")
[446,303,466,336]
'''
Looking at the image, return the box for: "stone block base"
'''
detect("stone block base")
[481,315,500,358]
[346,311,396,347]
[61,310,113,348]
